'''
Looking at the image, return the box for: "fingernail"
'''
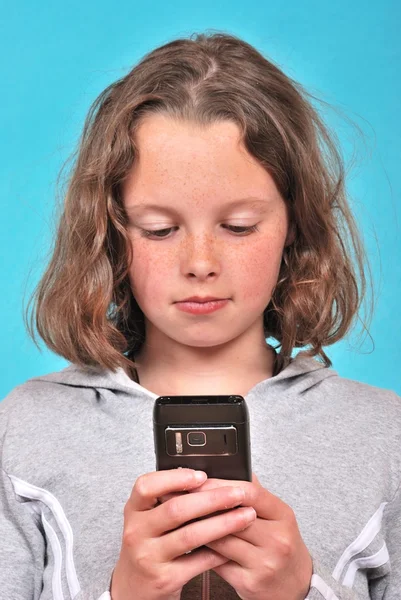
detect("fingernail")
[194,471,207,482]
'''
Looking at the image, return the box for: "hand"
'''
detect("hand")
[110,468,257,600]
[187,473,313,600]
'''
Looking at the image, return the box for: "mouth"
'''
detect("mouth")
[174,298,229,314]
[176,297,227,303]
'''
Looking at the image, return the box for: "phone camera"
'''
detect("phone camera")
[187,431,206,446]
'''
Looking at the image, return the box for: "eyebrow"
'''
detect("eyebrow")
[125,197,271,214]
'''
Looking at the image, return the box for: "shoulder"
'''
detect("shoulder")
[0,366,101,469]
[291,356,401,494]
[319,368,401,413]
[1,365,90,420]
[282,352,400,408]
[287,353,401,441]
[292,352,400,407]
[311,364,401,459]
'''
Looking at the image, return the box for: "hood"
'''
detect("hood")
[28,351,338,399]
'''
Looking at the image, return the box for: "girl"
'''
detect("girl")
[1,31,399,600]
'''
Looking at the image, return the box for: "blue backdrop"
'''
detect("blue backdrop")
[1,0,400,398]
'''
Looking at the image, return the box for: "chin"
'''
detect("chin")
[172,333,241,349]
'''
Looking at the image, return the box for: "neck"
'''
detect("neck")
[132,326,276,397]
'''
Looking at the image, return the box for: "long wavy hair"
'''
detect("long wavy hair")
[25,31,371,380]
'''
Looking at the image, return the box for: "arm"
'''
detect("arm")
[0,403,114,600]
[1,460,116,600]
[306,558,362,599]
[0,398,43,596]
[0,465,45,599]
[366,481,401,600]
[306,483,401,599]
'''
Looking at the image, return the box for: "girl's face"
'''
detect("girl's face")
[122,114,290,352]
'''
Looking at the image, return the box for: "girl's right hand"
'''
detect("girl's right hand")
[110,468,256,600]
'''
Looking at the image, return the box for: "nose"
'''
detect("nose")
[180,233,221,280]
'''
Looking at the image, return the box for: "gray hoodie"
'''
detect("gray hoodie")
[0,354,400,600]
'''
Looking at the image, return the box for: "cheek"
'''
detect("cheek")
[128,241,175,302]
[233,239,284,301]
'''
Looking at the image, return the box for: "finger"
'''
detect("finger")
[129,469,207,511]
[158,491,186,504]
[212,560,245,592]
[207,532,258,568]
[162,505,257,561]
[168,547,229,588]
[150,485,247,537]
[233,516,285,547]
[187,472,261,494]
[187,478,248,494]
[189,477,290,522]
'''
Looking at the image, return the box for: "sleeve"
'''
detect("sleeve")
[0,433,46,598]
[367,481,401,600]
[305,557,363,599]
[0,402,115,600]
[72,578,113,599]
[1,459,114,600]
[74,594,112,599]
[305,481,401,600]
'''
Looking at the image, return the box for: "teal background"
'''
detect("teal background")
[1,1,400,399]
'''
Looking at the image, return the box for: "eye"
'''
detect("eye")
[140,227,178,239]
[139,224,259,240]
[223,224,259,235]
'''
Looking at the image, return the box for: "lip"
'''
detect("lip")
[175,298,229,315]
[176,296,226,303]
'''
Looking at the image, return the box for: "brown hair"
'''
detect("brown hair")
[25,31,371,380]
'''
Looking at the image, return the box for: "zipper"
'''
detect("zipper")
[201,570,210,600]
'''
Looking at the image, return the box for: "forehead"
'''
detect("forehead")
[124,114,282,204]
[134,114,243,151]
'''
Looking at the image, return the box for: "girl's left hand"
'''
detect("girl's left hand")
[187,473,313,600]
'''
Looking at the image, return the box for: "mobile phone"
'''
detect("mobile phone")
[153,395,252,481]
